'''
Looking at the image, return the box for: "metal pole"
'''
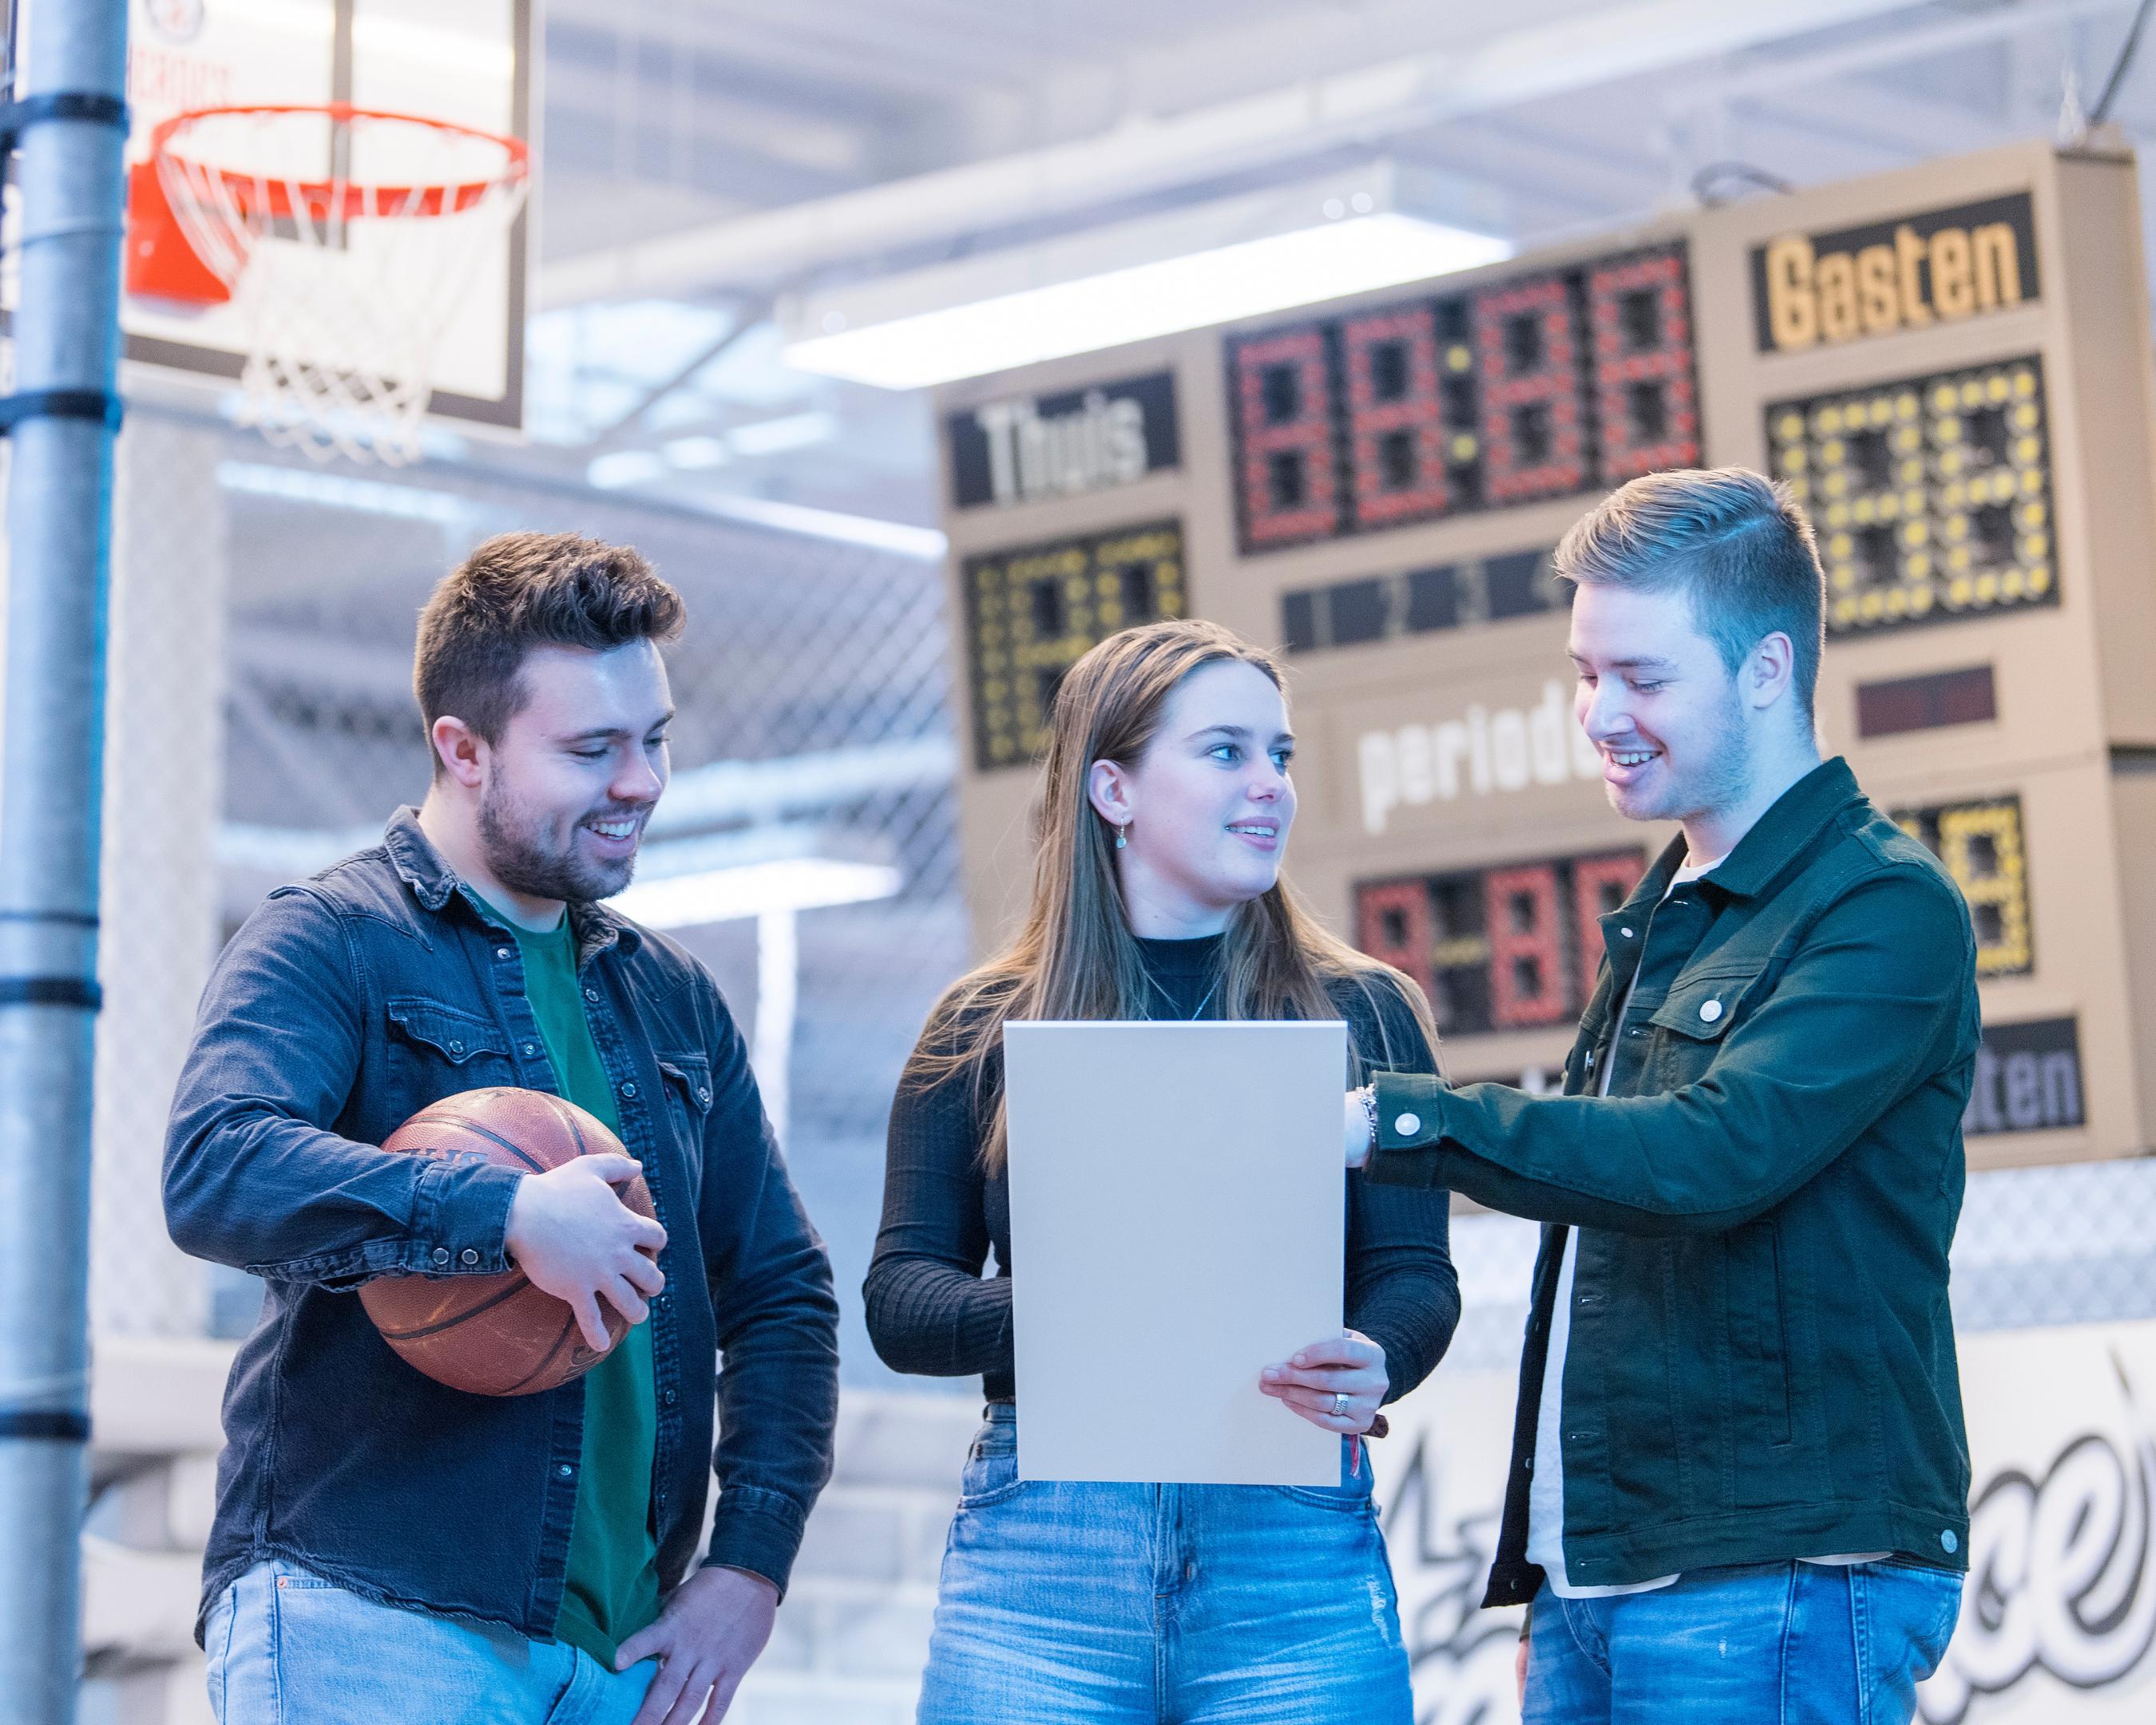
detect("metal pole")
[0,0,129,1718]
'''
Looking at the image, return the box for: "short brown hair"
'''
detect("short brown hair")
[1555,467,1826,716]
[414,532,684,773]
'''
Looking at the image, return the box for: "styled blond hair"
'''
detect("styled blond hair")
[1556,466,1826,715]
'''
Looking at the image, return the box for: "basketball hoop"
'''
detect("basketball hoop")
[140,103,529,465]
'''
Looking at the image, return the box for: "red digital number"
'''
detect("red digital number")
[1589,249,1699,482]
[1232,328,1339,547]
[1569,852,1647,1007]
[1342,307,1450,529]
[1473,273,1586,506]
[1484,864,1569,1028]
[1356,880,1432,993]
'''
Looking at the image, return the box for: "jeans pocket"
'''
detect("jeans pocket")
[1859,1563,1964,1719]
[1271,1439,1377,1511]
[957,1426,1021,1509]
[202,1584,239,1722]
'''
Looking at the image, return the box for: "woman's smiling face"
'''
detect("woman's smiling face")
[1089,658,1298,934]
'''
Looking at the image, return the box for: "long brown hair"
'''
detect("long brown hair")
[914,618,1441,1171]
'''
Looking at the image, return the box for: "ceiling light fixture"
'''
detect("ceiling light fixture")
[779,161,1511,391]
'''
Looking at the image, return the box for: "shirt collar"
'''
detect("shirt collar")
[382,807,643,962]
[1694,757,1865,900]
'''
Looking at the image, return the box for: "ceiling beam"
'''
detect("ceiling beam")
[537,0,1937,307]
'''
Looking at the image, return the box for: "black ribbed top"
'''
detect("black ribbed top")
[864,937,1460,1404]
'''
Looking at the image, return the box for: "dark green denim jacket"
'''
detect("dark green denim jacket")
[1369,759,1977,1605]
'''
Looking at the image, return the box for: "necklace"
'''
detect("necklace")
[1144,967,1221,1021]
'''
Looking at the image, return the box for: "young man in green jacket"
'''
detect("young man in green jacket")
[1342,468,1974,1723]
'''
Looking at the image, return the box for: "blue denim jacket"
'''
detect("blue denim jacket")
[164,811,840,1646]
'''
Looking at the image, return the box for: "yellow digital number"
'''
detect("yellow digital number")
[1936,800,2032,976]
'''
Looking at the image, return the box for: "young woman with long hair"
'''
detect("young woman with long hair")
[866,619,1460,1723]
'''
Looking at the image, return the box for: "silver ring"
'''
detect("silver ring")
[1330,1391,1352,1418]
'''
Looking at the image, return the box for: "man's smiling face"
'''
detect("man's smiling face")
[1567,580,1754,831]
[474,640,673,905]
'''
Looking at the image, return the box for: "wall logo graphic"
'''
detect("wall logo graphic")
[1378,1342,2156,1723]
[1920,1358,2156,1722]
[1381,1430,1528,1724]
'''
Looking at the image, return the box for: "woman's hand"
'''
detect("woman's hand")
[1259,1328,1388,1433]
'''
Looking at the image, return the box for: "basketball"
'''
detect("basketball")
[358,1087,657,1397]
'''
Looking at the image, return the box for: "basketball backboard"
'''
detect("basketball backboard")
[15,0,532,441]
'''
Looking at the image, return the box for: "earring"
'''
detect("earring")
[1114,823,1128,850]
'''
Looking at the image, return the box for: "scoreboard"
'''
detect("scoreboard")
[933,138,2156,1172]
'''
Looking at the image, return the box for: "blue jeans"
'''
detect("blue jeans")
[1524,1560,1963,1724]
[203,1558,658,1724]
[917,1404,1413,1724]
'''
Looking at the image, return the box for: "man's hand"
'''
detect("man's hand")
[504,1154,666,1352]
[1259,1328,1388,1433]
[1345,1088,1373,1168]
[618,1564,779,1725]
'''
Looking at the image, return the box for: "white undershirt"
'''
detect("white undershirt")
[1519,856,1892,1598]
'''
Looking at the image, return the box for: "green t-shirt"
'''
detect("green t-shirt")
[490,901,660,1667]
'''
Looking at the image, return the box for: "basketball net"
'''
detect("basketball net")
[149,105,528,466]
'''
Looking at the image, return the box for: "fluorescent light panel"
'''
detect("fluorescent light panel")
[780,161,1512,390]
[787,216,1508,390]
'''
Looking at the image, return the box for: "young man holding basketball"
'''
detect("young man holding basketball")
[164,533,839,1725]
[1345,470,1976,1723]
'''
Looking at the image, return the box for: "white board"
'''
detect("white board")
[1001,1019,1346,1486]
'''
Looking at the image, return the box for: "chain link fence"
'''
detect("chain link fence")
[93,406,970,1382]
[1442,1155,2156,1377]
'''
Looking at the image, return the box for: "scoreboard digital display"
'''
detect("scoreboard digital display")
[1769,355,2055,635]
[961,521,1186,771]
[1227,244,1699,551]
[1892,795,2033,977]
[1357,850,1646,1036]
[943,141,2156,1168]
[1280,545,1564,654]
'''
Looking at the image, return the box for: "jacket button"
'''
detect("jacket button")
[558,1464,573,1477]
[461,1248,479,1265]
[585,987,600,1003]
[699,1089,711,1106]
[1699,998,1723,1023]
[1393,1112,1421,1136]
[449,1039,464,1053]
[496,946,512,961]
[1619,927,1635,938]
[523,1043,537,1056]
[430,1247,450,1265]
[621,1082,638,1099]
[1941,1529,1959,1553]
[664,1388,678,1405]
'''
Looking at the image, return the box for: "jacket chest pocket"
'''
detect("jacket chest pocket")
[656,1052,714,1144]
[384,997,514,1097]
[1644,966,1755,1092]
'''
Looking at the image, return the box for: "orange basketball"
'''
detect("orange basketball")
[358,1087,657,1396]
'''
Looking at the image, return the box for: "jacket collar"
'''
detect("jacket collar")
[1698,756,1865,901]
[382,807,644,963]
